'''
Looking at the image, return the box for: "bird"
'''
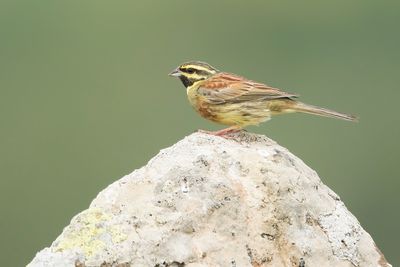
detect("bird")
[169,61,357,136]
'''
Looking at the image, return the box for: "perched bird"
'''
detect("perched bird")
[169,61,357,136]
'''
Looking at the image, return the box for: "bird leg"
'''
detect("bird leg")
[198,126,242,137]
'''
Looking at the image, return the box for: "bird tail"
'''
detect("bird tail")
[290,102,358,122]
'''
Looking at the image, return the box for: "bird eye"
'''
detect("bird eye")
[186,68,195,74]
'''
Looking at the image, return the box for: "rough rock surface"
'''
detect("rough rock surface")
[28,132,391,267]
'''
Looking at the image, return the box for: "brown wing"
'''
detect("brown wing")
[197,72,298,104]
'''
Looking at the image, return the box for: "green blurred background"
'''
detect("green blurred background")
[0,1,399,265]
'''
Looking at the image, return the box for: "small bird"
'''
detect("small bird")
[169,61,357,136]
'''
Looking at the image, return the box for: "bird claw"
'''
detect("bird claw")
[197,128,241,138]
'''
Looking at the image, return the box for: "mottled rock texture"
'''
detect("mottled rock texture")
[28,132,391,267]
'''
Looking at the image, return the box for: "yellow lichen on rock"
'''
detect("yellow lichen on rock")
[54,208,127,257]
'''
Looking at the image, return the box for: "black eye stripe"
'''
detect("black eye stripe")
[180,67,197,74]
[179,66,215,76]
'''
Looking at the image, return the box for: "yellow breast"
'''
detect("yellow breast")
[186,84,199,107]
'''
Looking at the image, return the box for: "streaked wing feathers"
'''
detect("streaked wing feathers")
[198,72,298,104]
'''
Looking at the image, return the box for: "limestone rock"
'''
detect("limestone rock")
[28,132,391,267]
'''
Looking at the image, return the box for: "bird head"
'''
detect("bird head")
[169,61,219,87]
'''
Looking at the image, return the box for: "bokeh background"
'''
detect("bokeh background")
[0,1,399,266]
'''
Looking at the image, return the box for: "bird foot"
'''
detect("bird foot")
[197,128,241,138]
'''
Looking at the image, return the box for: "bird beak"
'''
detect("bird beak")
[168,68,181,77]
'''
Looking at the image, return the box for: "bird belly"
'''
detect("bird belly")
[193,98,271,127]
[211,102,271,126]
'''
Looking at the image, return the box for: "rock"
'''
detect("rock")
[28,132,391,267]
